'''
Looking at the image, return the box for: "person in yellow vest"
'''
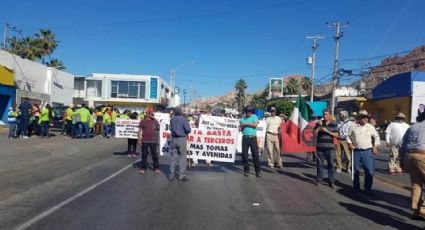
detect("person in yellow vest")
[103,107,112,138]
[139,111,145,121]
[77,104,91,139]
[95,108,104,137]
[39,104,53,138]
[8,103,18,139]
[64,104,74,136]
[111,107,119,137]
[120,110,130,120]
[89,108,95,137]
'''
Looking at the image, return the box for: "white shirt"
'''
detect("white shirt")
[338,119,354,140]
[266,116,282,134]
[347,123,381,149]
[385,121,410,146]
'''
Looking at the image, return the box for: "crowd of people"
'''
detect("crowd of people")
[6,99,425,220]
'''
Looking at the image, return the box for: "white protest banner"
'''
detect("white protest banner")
[198,115,239,130]
[154,113,171,156]
[115,119,140,139]
[199,115,266,153]
[187,128,238,163]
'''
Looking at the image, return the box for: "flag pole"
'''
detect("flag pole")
[351,149,354,181]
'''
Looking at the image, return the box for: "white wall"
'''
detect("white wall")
[0,49,48,94]
[48,68,74,106]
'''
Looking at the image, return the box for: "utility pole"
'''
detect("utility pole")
[328,22,349,116]
[3,23,8,50]
[306,35,324,102]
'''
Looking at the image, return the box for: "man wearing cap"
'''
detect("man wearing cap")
[265,107,283,169]
[240,105,261,177]
[336,111,354,173]
[385,113,410,175]
[169,107,191,181]
[347,110,381,196]
[399,111,425,220]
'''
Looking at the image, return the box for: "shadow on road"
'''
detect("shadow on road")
[339,202,423,230]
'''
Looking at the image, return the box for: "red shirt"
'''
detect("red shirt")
[139,118,159,143]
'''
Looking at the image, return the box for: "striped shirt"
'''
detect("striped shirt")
[315,121,338,150]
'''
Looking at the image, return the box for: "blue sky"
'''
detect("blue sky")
[1,0,424,98]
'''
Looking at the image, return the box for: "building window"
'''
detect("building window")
[86,80,102,98]
[111,81,146,99]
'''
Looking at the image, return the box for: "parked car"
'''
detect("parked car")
[52,105,68,129]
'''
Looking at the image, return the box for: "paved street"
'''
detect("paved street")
[0,129,423,230]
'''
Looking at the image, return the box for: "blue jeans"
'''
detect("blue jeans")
[79,122,90,138]
[8,123,17,138]
[353,148,374,191]
[316,149,336,183]
[41,121,49,137]
[104,124,111,137]
[20,116,29,136]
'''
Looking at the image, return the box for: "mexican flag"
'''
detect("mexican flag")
[281,95,315,153]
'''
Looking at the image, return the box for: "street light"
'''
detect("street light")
[170,61,195,106]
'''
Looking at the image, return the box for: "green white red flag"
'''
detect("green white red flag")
[281,95,316,153]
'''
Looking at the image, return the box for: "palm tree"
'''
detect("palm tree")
[235,79,247,112]
[301,77,312,93]
[47,58,66,70]
[285,78,299,94]
[35,29,58,63]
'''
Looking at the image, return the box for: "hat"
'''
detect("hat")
[270,107,276,112]
[146,108,154,114]
[69,104,74,108]
[395,112,406,119]
[356,110,368,118]
[244,105,255,113]
[339,110,348,118]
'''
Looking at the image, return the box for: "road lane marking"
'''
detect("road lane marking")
[15,161,137,230]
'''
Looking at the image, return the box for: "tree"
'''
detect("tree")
[47,58,66,70]
[267,99,294,117]
[301,77,312,93]
[235,79,247,112]
[7,28,61,65]
[250,84,269,109]
[35,29,58,63]
[285,78,299,94]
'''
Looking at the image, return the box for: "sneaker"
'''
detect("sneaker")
[336,168,342,173]
[154,169,160,173]
[132,154,137,158]
[255,172,261,178]
[244,172,249,177]
[347,169,351,174]
[329,183,335,188]
[179,177,189,182]
[128,154,132,158]
[390,171,397,176]
[316,182,321,187]
[139,169,145,174]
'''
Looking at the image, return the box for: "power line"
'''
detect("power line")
[21,1,317,31]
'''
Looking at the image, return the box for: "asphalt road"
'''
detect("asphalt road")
[0,131,423,230]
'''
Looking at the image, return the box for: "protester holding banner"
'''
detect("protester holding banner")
[240,105,261,178]
[169,107,191,181]
[314,109,338,188]
[347,110,381,197]
[265,107,283,169]
[138,108,160,174]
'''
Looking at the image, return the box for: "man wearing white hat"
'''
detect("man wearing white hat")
[385,112,410,175]
[347,110,381,197]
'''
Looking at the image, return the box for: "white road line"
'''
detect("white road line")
[15,161,136,230]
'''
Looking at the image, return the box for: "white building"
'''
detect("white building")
[75,73,174,112]
[0,49,74,107]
